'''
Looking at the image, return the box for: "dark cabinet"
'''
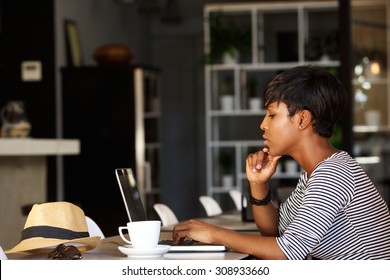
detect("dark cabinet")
[61,66,161,236]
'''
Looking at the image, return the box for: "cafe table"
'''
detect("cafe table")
[6,211,259,260]
[162,212,258,232]
[196,212,258,231]
[5,232,253,260]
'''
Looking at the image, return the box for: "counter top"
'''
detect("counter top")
[0,138,80,156]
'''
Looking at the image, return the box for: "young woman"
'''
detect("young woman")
[172,65,390,260]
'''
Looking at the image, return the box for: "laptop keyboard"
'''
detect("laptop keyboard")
[159,239,195,246]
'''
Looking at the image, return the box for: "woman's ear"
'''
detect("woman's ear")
[298,109,312,130]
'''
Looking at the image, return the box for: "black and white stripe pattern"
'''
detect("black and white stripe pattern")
[276,151,390,260]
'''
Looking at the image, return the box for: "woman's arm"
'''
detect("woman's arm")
[172,219,287,260]
[246,149,281,236]
[250,184,280,236]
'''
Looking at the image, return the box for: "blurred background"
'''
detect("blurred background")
[1,0,389,247]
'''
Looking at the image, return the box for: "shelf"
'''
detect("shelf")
[352,77,388,85]
[204,2,339,201]
[61,66,161,231]
[144,112,161,118]
[211,186,238,193]
[272,173,301,179]
[209,141,263,147]
[0,138,80,156]
[209,109,266,116]
[353,125,390,133]
[207,61,340,71]
[145,143,161,149]
[145,188,161,195]
[355,156,381,165]
[202,0,390,208]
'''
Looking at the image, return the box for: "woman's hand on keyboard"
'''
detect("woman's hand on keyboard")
[172,219,223,245]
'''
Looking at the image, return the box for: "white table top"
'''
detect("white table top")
[6,234,249,260]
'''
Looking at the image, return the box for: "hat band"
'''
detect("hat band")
[21,226,90,241]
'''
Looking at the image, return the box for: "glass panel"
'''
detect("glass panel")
[352,3,388,128]
[212,115,262,141]
[305,8,339,61]
[144,118,159,142]
[143,71,159,113]
[210,70,235,111]
[242,70,277,109]
[261,11,298,63]
[240,145,261,173]
[352,2,390,206]
[145,146,161,190]
[206,11,252,64]
[212,147,236,186]
[354,83,388,126]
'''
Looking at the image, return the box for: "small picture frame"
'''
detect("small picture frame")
[64,19,83,67]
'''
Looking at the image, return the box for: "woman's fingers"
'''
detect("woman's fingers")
[172,220,195,243]
[246,150,269,173]
[172,219,216,244]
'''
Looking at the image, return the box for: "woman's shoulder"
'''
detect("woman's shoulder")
[318,151,354,170]
[309,151,356,200]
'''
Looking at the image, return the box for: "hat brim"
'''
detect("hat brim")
[5,236,101,254]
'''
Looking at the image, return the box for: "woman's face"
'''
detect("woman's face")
[260,101,300,156]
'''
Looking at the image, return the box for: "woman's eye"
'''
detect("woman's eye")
[268,114,275,119]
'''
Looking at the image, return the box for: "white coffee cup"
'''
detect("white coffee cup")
[118,220,161,249]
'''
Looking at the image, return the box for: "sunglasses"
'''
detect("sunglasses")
[48,244,82,260]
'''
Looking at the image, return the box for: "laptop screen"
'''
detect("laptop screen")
[115,168,227,252]
[115,168,148,222]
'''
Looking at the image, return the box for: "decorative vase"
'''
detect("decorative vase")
[220,95,234,111]
[0,101,31,137]
[221,174,234,187]
[284,160,297,174]
[93,43,134,66]
[222,48,239,65]
[249,97,262,111]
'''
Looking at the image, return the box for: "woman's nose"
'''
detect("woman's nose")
[260,118,266,131]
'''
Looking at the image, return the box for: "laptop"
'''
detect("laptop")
[115,168,226,252]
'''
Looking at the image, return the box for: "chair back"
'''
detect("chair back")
[199,196,223,216]
[153,203,179,226]
[86,216,105,239]
[0,246,7,260]
[229,190,242,211]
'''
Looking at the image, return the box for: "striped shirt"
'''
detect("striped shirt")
[276,151,390,260]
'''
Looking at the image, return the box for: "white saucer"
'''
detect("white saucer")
[118,245,171,258]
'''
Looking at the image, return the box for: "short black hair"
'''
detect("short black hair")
[263,65,346,137]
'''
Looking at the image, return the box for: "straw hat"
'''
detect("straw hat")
[6,202,101,254]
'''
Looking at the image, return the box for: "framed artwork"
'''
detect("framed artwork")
[64,19,83,67]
